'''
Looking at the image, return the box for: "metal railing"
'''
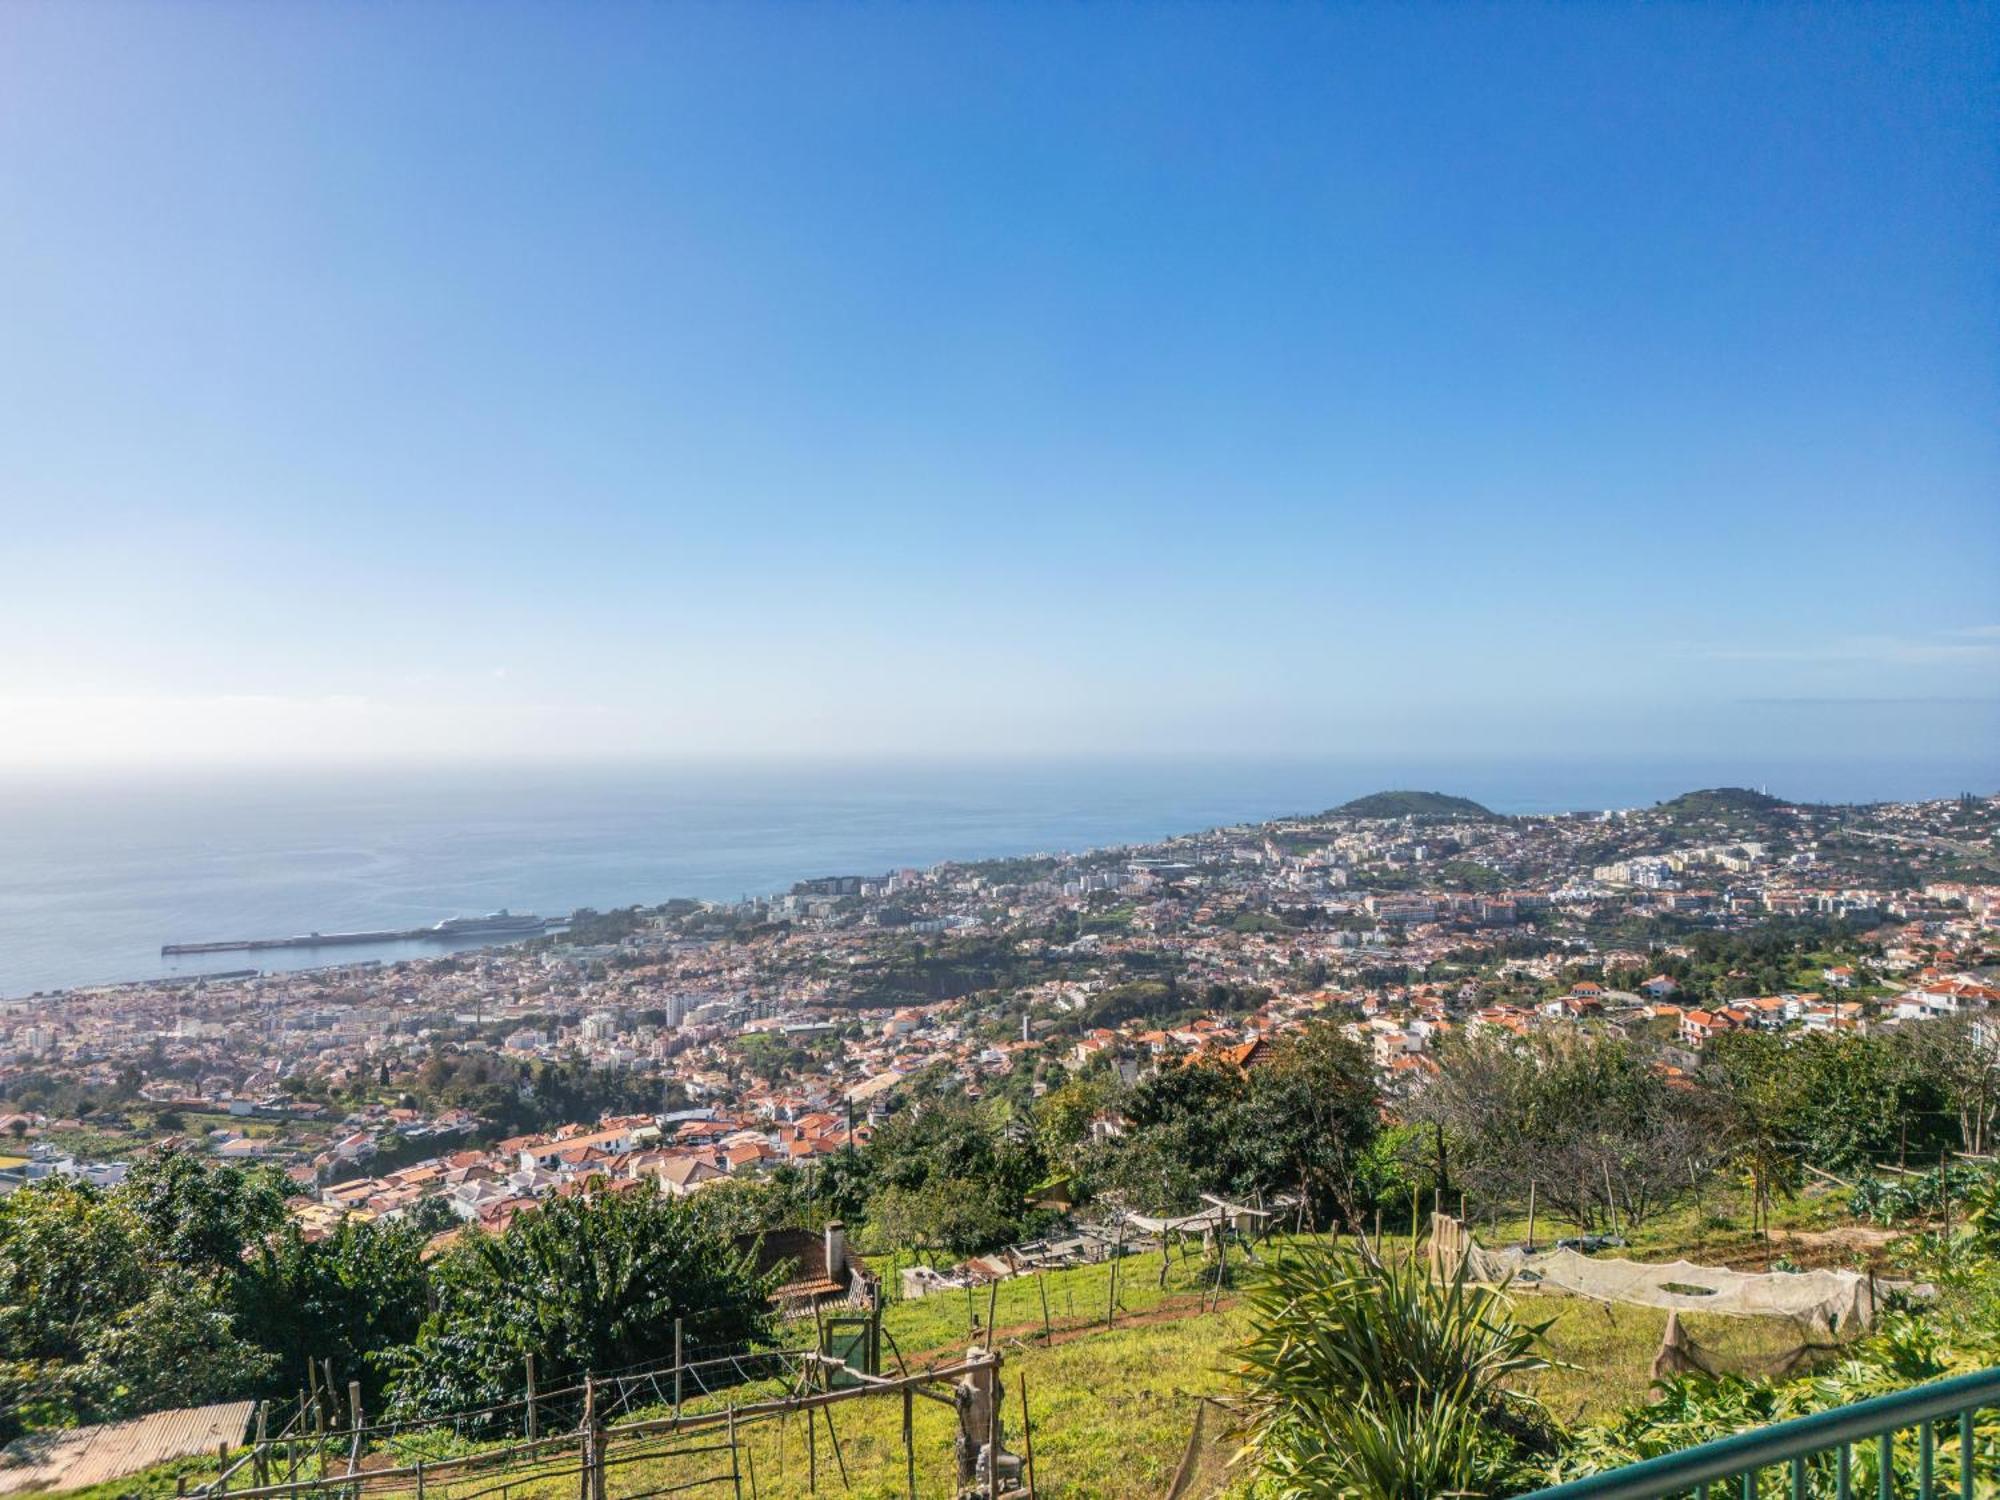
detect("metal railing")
[1517,1366,2000,1500]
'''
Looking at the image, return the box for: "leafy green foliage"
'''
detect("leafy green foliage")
[1234,1245,1554,1498]
[236,1217,430,1410]
[121,1146,289,1277]
[382,1181,774,1420]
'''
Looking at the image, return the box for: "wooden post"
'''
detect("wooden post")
[1526,1180,1538,1253]
[1038,1270,1052,1342]
[1941,1147,1952,1242]
[807,1381,818,1494]
[415,1460,425,1500]
[984,1354,999,1498]
[580,1376,598,1500]
[525,1353,539,1441]
[346,1383,363,1475]
[821,1403,851,1489]
[727,1404,743,1500]
[254,1401,268,1488]
[986,1276,999,1341]
[1019,1370,1038,1498]
[903,1386,915,1499]
[673,1318,684,1418]
[1106,1217,1124,1328]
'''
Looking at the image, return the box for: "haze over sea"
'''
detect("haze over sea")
[2,753,1994,1000]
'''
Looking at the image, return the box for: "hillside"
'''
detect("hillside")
[1655,786,1801,833]
[1659,787,1790,817]
[1330,789,1496,820]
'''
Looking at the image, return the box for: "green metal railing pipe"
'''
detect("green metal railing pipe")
[1517,1365,2000,1500]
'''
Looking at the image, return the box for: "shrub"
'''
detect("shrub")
[1232,1244,1556,1498]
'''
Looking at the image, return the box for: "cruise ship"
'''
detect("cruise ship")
[428,910,548,937]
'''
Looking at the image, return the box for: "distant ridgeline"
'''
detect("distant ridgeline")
[1327,790,1499,821]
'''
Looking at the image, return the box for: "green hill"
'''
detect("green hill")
[1330,789,1496,820]
[1658,787,1791,819]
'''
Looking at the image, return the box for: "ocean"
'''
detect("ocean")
[1,753,1993,999]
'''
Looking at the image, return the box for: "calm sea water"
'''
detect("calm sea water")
[1,753,1993,999]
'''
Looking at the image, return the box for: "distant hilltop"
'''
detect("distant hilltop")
[1658,786,1791,815]
[1328,789,1498,820]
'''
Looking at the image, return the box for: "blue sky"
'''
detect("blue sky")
[0,2,1994,766]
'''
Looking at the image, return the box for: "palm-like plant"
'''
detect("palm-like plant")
[1232,1243,1555,1499]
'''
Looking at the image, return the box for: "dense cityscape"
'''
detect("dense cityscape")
[6,786,1995,1245]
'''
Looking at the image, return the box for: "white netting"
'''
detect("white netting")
[1428,1215,1879,1338]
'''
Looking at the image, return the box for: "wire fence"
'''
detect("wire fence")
[189,1349,1032,1500]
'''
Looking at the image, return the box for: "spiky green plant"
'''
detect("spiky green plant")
[1231,1243,1556,1498]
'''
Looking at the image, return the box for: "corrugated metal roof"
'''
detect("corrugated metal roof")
[0,1401,254,1495]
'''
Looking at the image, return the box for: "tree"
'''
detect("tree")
[1910,1014,2000,1157]
[383,1182,774,1420]
[1416,1031,1703,1232]
[78,1268,276,1417]
[0,1178,145,1368]
[120,1146,288,1278]
[1700,1032,1811,1238]
[236,1218,430,1409]
[1232,1021,1380,1226]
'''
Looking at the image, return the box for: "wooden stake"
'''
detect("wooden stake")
[1526,1181,1538,1253]
[1019,1371,1038,1498]
[821,1403,851,1490]
[673,1318,684,1418]
[1038,1270,1052,1342]
[345,1384,362,1475]
[525,1353,539,1441]
[1107,1218,1124,1328]
[253,1401,268,1488]
[902,1386,915,1499]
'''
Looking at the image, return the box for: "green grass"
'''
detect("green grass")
[33,1232,1825,1500]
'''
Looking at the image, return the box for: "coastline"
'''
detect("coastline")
[4,755,1995,1000]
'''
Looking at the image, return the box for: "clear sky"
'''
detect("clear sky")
[0,2,1994,768]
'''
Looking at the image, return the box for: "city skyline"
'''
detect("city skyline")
[1,3,1995,767]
